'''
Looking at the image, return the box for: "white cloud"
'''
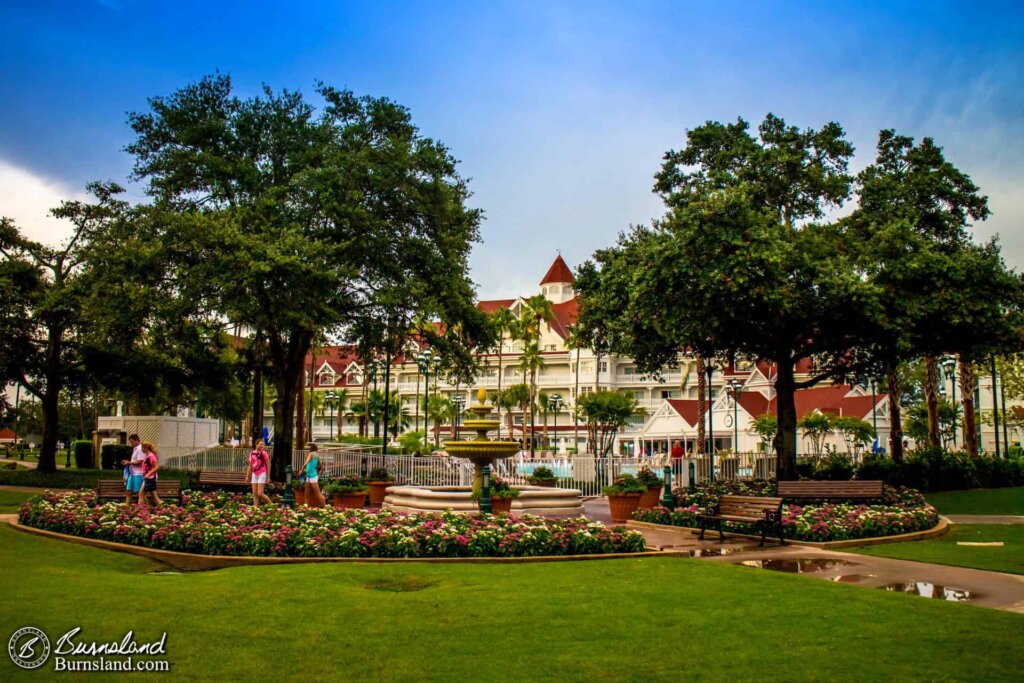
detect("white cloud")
[0,160,86,247]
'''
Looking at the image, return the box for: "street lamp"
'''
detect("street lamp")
[452,394,466,441]
[726,379,742,453]
[325,391,338,442]
[705,362,716,481]
[942,355,957,448]
[548,394,563,453]
[870,378,878,449]
[367,358,382,438]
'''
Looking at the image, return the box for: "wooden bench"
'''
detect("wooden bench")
[698,495,785,547]
[776,480,884,502]
[197,471,251,490]
[95,479,182,503]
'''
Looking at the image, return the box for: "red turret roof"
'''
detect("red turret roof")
[539,255,574,285]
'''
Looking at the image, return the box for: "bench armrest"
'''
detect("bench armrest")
[763,508,781,525]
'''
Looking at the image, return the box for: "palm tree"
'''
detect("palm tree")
[538,391,551,451]
[565,324,585,454]
[499,384,531,449]
[490,308,517,438]
[426,394,452,449]
[521,295,555,458]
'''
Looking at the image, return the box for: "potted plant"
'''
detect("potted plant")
[474,477,521,514]
[366,466,394,506]
[602,474,646,523]
[526,465,557,487]
[289,477,307,506]
[635,467,664,509]
[325,475,368,509]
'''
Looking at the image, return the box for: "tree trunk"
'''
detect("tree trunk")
[924,355,940,449]
[267,328,314,481]
[38,390,60,473]
[696,356,707,455]
[496,345,504,439]
[382,349,392,454]
[887,364,904,463]
[959,359,978,454]
[307,352,315,442]
[529,367,537,458]
[774,357,798,480]
[296,361,306,448]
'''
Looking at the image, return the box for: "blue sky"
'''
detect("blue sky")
[1,1,1021,299]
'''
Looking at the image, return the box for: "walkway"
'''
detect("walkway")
[947,514,1024,525]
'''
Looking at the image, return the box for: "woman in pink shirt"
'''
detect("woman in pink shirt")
[245,440,274,507]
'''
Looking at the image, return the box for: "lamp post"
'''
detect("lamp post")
[942,355,957,449]
[727,379,742,453]
[325,391,338,443]
[990,355,1000,458]
[367,359,381,439]
[452,394,466,441]
[870,378,878,438]
[548,394,563,453]
[414,352,424,433]
[706,362,716,481]
[418,350,433,445]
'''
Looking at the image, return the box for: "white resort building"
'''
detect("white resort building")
[293,256,902,456]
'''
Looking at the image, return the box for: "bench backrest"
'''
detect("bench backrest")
[718,495,783,517]
[96,479,182,499]
[197,471,249,484]
[776,480,884,499]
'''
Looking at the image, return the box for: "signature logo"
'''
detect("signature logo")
[8,627,51,670]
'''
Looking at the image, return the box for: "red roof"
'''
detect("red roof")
[477,299,515,314]
[666,399,702,426]
[0,428,16,440]
[737,385,885,421]
[548,299,579,339]
[539,255,574,285]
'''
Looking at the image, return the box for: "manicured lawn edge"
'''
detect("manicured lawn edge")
[7,518,654,571]
[627,516,949,549]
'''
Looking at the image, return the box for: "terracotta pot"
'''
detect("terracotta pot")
[639,484,663,509]
[331,491,367,509]
[292,488,307,506]
[607,493,643,523]
[487,497,514,514]
[368,481,393,506]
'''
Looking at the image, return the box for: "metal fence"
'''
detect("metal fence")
[166,448,784,498]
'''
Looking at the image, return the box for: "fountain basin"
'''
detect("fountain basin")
[383,484,585,519]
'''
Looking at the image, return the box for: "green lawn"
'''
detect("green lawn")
[852,524,1024,575]
[926,487,1024,515]
[0,491,33,514]
[1,525,1022,681]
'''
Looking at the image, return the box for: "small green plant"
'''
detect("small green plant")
[602,474,646,496]
[368,466,393,482]
[526,466,556,485]
[635,467,662,487]
[473,477,520,500]
[289,478,306,490]
[325,474,368,495]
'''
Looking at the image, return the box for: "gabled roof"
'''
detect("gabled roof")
[737,385,886,421]
[540,255,574,285]
[548,298,579,339]
[666,399,702,427]
[477,298,515,314]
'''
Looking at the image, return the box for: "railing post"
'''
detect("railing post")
[688,461,697,494]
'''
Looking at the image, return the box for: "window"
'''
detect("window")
[580,386,594,395]
[660,390,680,399]
[544,344,557,351]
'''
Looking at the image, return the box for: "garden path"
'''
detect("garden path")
[947,515,1024,525]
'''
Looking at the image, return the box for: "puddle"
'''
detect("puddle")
[149,571,183,575]
[739,558,853,573]
[880,582,974,601]
[829,573,876,583]
[687,547,751,558]
[363,577,438,592]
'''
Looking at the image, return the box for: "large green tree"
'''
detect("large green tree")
[577,114,868,479]
[125,74,483,478]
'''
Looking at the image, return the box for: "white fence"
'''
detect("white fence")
[165,447,782,497]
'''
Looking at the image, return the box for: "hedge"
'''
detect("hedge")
[72,440,94,469]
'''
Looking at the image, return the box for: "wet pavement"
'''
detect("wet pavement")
[947,514,1024,525]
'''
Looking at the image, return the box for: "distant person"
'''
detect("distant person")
[246,439,273,507]
[120,434,145,504]
[300,444,325,507]
[139,441,162,507]
[670,440,685,466]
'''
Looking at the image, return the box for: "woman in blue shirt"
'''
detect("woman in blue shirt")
[300,444,325,507]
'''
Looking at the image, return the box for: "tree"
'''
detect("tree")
[798,412,834,457]
[425,394,452,449]
[0,183,128,472]
[499,383,531,449]
[125,74,482,478]
[833,416,876,456]
[517,294,554,458]
[748,414,778,454]
[906,399,959,448]
[577,114,865,480]
[576,390,639,456]
[490,308,517,439]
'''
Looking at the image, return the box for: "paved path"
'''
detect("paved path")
[947,514,1024,525]
[0,458,38,469]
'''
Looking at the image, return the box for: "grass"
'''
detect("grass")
[852,524,1024,575]
[926,487,1024,515]
[0,467,195,490]
[0,491,33,514]
[1,525,1022,681]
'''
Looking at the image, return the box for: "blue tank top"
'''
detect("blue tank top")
[305,455,319,479]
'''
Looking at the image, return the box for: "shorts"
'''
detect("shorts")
[126,475,144,492]
[252,472,267,485]
[144,477,158,492]
[306,476,318,484]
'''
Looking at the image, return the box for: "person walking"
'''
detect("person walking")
[120,434,145,504]
[139,441,162,507]
[246,439,274,507]
[300,444,325,508]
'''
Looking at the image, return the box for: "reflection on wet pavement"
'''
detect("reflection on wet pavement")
[686,547,753,557]
[739,558,853,573]
[830,573,875,583]
[881,582,974,601]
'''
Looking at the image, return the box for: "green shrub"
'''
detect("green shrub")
[72,440,94,469]
[814,453,855,481]
[100,444,132,470]
[526,465,556,485]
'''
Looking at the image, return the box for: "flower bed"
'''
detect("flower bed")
[18,491,647,558]
[634,481,940,543]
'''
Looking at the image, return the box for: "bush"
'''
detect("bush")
[814,453,855,481]
[72,440,94,469]
[100,444,132,470]
[367,466,392,482]
[526,466,556,485]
